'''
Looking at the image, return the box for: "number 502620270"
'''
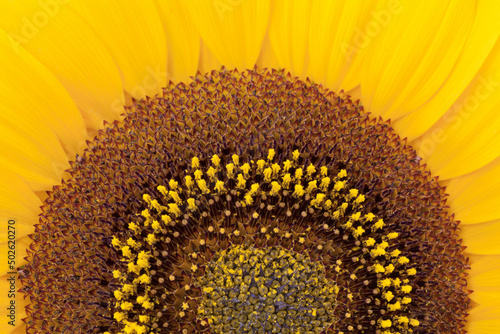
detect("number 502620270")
[7,220,16,270]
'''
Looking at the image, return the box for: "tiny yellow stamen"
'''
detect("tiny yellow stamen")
[236,174,246,189]
[206,166,217,179]
[320,177,330,191]
[157,185,167,197]
[241,163,250,175]
[269,182,281,196]
[112,270,122,279]
[306,180,317,193]
[364,237,376,247]
[244,195,253,205]
[226,163,235,177]
[256,159,266,171]
[293,184,305,197]
[114,290,124,300]
[407,268,417,275]
[382,291,394,302]
[214,180,226,193]
[122,284,134,294]
[337,169,347,178]
[168,191,181,203]
[334,180,345,191]
[121,246,133,258]
[168,203,181,217]
[268,149,276,161]
[120,302,134,311]
[128,222,139,232]
[283,160,292,172]
[365,213,375,221]
[401,285,412,293]
[187,198,197,210]
[311,193,325,208]
[402,297,412,304]
[211,155,221,167]
[184,175,194,189]
[374,219,385,230]
[168,179,179,190]
[114,312,126,322]
[388,301,401,311]
[391,249,401,258]
[306,163,316,176]
[379,278,391,288]
[295,168,303,180]
[161,214,172,225]
[263,167,273,181]
[138,274,151,284]
[282,173,292,189]
[191,156,200,169]
[194,169,203,180]
[355,194,365,204]
[111,236,121,248]
[353,226,365,237]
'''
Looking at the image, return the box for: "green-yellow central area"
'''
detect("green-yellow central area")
[196,245,338,334]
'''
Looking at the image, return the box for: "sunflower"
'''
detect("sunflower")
[1,0,499,333]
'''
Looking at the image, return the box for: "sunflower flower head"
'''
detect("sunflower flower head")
[18,69,470,334]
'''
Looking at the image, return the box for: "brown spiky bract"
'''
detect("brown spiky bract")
[21,68,469,333]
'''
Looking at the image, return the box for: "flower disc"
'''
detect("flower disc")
[21,68,469,334]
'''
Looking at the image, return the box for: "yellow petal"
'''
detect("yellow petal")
[462,220,500,255]
[0,170,40,243]
[70,0,168,100]
[198,39,223,74]
[361,0,475,120]
[445,157,500,225]
[9,325,26,334]
[468,304,500,332]
[0,110,70,191]
[0,1,125,130]
[256,32,281,71]
[154,0,200,83]
[267,0,312,77]
[0,50,72,187]
[409,38,500,179]
[468,254,500,307]
[183,0,271,69]
[307,0,378,91]
[0,29,86,158]
[467,304,500,333]
[394,0,500,140]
